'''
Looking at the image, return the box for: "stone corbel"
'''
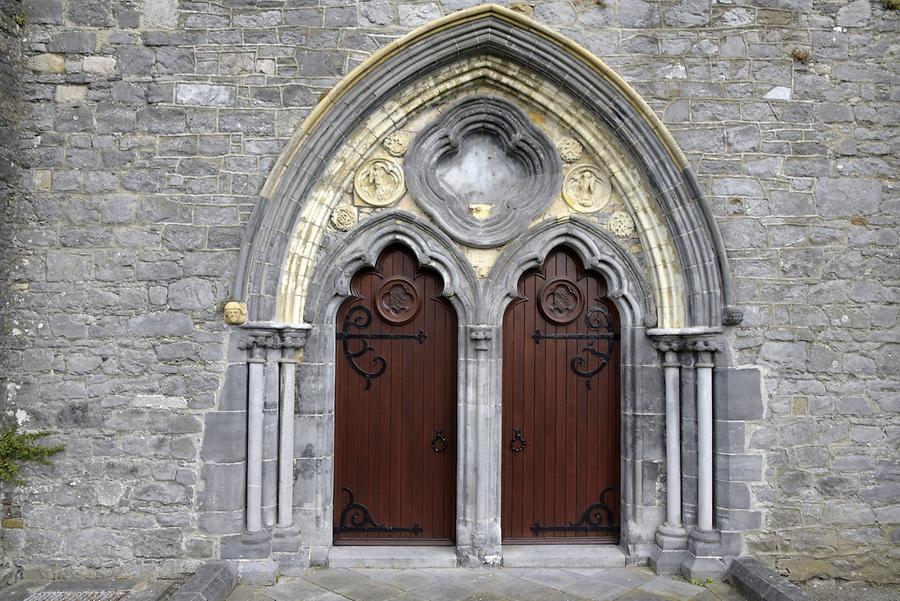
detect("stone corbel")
[236,325,310,533]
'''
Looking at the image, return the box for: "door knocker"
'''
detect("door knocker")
[510,427,526,453]
[431,427,448,453]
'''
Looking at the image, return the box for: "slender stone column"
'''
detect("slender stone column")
[246,342,266,533]
[680,339,725,581]
[695,348,714,532]
[650,338,688,574]
[262,344,280,526]
[663,347,683,527]
[276,329,308,529]
[278,345,296,527]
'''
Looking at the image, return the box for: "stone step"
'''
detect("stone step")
[502,545,627,568]
[328,546,459,569]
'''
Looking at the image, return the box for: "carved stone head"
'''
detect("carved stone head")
[223,301,248,325]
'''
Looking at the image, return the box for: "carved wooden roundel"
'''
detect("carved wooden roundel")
[539,277,585,325]
[375,277,421,324]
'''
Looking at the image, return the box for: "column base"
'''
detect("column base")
[457,545,503,567]
[649,524,688,574]
[679,529,726,581]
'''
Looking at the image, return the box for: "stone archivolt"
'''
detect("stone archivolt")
[277,55,684,328]
[242,4,737,333]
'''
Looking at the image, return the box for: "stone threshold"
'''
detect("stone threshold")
[329,544,628,569]
[328,546,458,569]
[502,545,627,568]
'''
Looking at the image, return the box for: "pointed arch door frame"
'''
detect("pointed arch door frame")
[293,211,658,566]
[223,4,742,572]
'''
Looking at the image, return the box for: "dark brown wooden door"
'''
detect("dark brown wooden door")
[502,247,621,543]
[334,245,457,545]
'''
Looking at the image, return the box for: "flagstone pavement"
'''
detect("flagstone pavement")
[227,567,746,601]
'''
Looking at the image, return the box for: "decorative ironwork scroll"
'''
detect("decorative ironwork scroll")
[334,487,422,534]
[337,305,427,389]
[532,303,620,390]
[530,487,619,536]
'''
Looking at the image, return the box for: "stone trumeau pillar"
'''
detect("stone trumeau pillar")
[457,324,503,567]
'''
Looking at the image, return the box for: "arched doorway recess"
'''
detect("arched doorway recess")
[220,4,745,577]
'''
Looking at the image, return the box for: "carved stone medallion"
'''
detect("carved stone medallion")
[539,277,584,325]
[375,277,420,324]
[404,95,563,248]
[383,132,411,157]
[608,211,635,238]
[330,203,356,231]
[354,158,405,207]
[562,164,612,213]
[558,137,583,163]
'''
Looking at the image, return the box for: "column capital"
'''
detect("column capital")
[238,324,311,352]
[683,338,721,353]
[651,337,683,353]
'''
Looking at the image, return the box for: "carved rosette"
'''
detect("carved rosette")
[383,132,411,157]
[330,203,356,231]
[607,211,635,238]
[562,165,612,213]
[375,277,420,324]
[558,137,584,163]
[539,277,584,325]
[354,158,405,207]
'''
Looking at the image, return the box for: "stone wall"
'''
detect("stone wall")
[1,0,24,585]
[1,0,897,584]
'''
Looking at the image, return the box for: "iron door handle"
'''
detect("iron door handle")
[510,427,526,453]
[431,427,448,453]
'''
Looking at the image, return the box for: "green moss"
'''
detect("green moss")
[883,0,899,9]
[0,424,65,484]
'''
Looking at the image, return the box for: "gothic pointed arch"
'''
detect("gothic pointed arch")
[231,3,739,332]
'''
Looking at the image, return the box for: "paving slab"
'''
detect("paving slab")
[226,566,745,601]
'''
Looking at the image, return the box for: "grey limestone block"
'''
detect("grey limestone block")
[726,557,814,601]
[201,412,247,462]
[714,368,764,420]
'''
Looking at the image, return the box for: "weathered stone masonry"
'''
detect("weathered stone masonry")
[0,0,896,585]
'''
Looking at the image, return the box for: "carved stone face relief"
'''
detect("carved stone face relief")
[223,301,248,325]
[562,165,612,213]
[354,158,405,207]
[404,96,563,248]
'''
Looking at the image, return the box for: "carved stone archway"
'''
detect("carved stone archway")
[216,4,749,578]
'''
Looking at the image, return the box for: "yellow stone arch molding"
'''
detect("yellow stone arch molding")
[233,4,739,331]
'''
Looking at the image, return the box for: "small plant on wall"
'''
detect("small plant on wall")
[0,423,64,484]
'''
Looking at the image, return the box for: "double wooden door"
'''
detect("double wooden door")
[333,245,457,544]
[502,247,621,543]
